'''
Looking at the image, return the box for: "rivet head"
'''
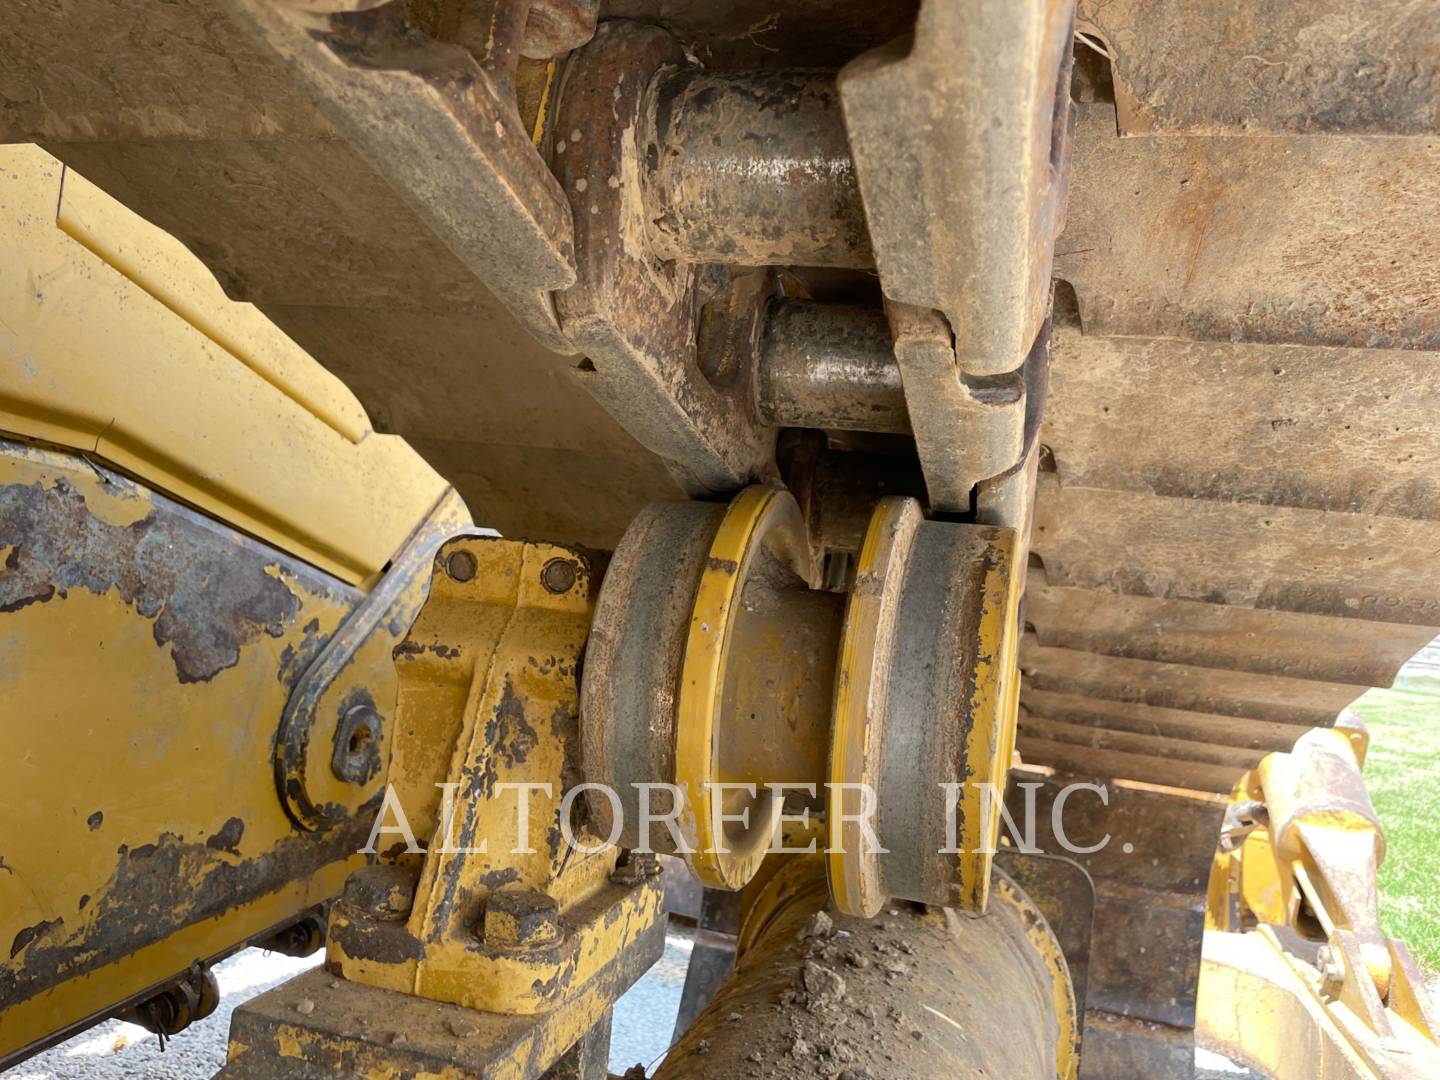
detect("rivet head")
[446,549,478,582]
[540,557,578,594]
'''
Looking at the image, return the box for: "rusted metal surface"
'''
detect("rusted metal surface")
[274,489,472,832]
[580,501,724,851]
[553,21,774,494]
[1026,576,1440,689]
[670,887,740,1039]
[756,301,910,434]
[0,439,379,1063]
[0,0,334,141]
[220,964,635,1078]
[1020,31,1440,1058]
[0,451,331,685]
[1022,639,1362,727]
[1021,691,1305,755]
[805,444,929,555]
[655,856,1076,1080]
[1019,716,1271,780]
[886,299,1029,510]
[1017,736,1255,796]
[996,849,1097,1029]
[8,3,1440,1074]
[840,0,1075,376]
[600,0,918,69]
[1009,769,1227,1077]
[1033,479,1440,628]
[1081,1011,1198,1080]
[1045,325,1440,521]
[220,0,578,351]
[1076,0,1440,136]
[1026,296,1440,792]
[7,0,685,550]
[1,819,371,1023]
[641,70,871,269]
[522,0,600,59]
[1057,105,1440,351]
[866,516,1022,910]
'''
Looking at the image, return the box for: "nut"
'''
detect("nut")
[482,889,562,952]
[331,701,383,785]
[341,865,419,922]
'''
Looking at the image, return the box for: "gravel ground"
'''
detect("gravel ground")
[3,938,693,1080]
[8,940,1434,1078]
[5,951,322,1080]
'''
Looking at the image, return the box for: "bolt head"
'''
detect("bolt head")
[446,549,478,583]
[482,890,562,951]
[540,557,579,594]
[1316,944,1346,997]
[342,865,418,922]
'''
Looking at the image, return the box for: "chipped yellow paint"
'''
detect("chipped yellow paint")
[675,486,815,891]
[328,537,664,1026]
[828,496,921,918]
[0,439,414,1061]
[991,872,1080,1080]
[958,525,1021,912]
[276,1029,307,1060]
[0,860,354,1061]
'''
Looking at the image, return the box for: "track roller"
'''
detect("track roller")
[581,485,1024,912]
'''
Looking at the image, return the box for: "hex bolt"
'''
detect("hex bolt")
[1315,944,1347,998]
[540,557,578,594]
[482,889,562,952]
[341,865,419,922]
[446,549,478,583]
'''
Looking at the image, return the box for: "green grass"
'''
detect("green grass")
[1347,682,1440,975]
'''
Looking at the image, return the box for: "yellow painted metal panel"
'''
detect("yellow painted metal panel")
[0,441,378,1060]
[0,143,453,583]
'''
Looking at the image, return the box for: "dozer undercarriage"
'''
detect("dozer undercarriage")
[1,1,1437,1077]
